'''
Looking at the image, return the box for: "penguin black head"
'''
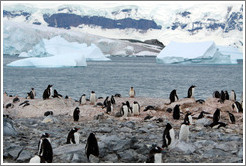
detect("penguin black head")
[31,88,34,90]
[91,91,95,94]
[82,94,86,96]
[72,127,80,132]
[150,144,163,154]
[41,133,50,138]
[133,101,138,104]
[166,123,172,130]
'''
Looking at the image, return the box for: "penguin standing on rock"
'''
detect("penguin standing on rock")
[52,89,62,98]
[146,144,163,163]
[103,96,109,108]
[232,101,243,113]
[132,101,140,116]
[90,91,97,105]
[173,104,180,120]
[162,123,175,148]
[129,87,136,98]
[110,95,116,105]
[73,107,80,121]
[169,89,179,104]
[187,85,196,98]
[184,112,193,125]
[66,128,80,144]
[106,100,113,114]
[43,85,53,100]
[227,111,235,124]
[197,111,210,119]
[38,133,53,163]
[85,133,99,161]
[121,102,129,117]
[179,121,190,142]
[79,94,87,105]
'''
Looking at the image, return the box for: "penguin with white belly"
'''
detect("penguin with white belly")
[66,127,80,144]
[38,133,53,163]
[132,101,140,116]
[162,123,175,148]
[80,94,87,105]
[90,91,97,105]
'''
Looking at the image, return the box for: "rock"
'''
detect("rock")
[237,147,243,158]
[103,153,118,163]
[171,141,196,154]
[16,150,32,162]
[123,121,135,129]
[89,155,100,163]
[3,118,18,136]
[8,146,23,160]
[42,115,58,123]
[195,118,212,126]
[138,128,148,133]
[118,149,139,162]
[97,127,112,133]
[53,144,84,156]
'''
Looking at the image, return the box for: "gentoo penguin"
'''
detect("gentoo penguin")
[111,95,116,105]
[126,101,132,114]
[43,85,53,100]
[196,99,205,104]
[179,121,190,142]
[197,111,210,119]
[143,105,156,112]
[38,133,53,163]
[227,111,235,124]
[224,91,229,100]
[232,101,243,113]
[73,107,80,121]
[27,88,35,99]
[213,108,221,123]
[187,85,196,98]
[129,87,136,98]
[85,133,99,161]
[144,115,154,121]
[146,144,163,163]
[90,91,97,105]
[13,96,20,103]
[184,112,192,125]
[52,89,62,98]
[213,91,220,98]
[230,90,236,101]
[44,111,53,117]
[103,96,109,108]
[5,103,14,109]
[114,93,121,97]
[219,91,226,103]
[66,127,80,144]
[19,100,30,107]
[106,100,113,114]
[169,89,179,104]
[162,123,175,148]
[132,101,140,116]
[79,94,87,105]
[121,102,129,118]
[173,104,180,120]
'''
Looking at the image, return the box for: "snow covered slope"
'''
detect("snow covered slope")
[2,2,244,51]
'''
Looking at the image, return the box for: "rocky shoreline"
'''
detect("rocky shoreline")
[3,94,244,163]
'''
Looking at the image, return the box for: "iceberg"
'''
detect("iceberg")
[156,41,240,64]
[7,36,111,68]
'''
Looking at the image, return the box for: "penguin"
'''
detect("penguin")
[173,104,180,120]
[27,92,34,99]
[143,105,156,112]
[126,101,132,114]
[224,91,229,100]
[103,96,109,108]
[38,133,53,163]
[169,89,179,104]
[13,96,20,103]
[79,94,87,105]
[230,90,236,101]
[213,91,220,98]
[110,95,116,105]
[44,111,53,117]
[166,108,172,113]
[121,102,129,118]
[114,93,121,97]
[219,91,226,103]
[144,115,154,121]
[106,100,113,114]
[66,127,80,144]
[43,85,53,100]
[179,121,190,142]
[227,111,235,124]
[73,107,80,121]
[187,85,196,98]
[162,123,175,148]
[213,108,221,123]
[85,133,99,161]
[232,101,243,113]
[19,100,29,106]
[129,87,136,98]
[196,99,205,104]
[146,144,163,163]
[90,91,97,105]
[52,89,62,98]
[132,101,140,116]
[207,121,227,129]
[5,103,14,109]
[197,111,210,119]
[184,112,192,125]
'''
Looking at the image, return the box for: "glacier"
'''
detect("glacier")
[156,41,243,64]
[6,36,111,68]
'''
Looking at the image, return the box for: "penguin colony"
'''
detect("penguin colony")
[4,84,243,163]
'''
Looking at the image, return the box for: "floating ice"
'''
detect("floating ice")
[7,36,111,68]
[156,41,242,64]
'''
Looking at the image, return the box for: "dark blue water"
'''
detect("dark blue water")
[3,55,244,100]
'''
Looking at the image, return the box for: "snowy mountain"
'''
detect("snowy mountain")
[2,2,244,51]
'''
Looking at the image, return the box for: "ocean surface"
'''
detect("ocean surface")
[3,55,244,101]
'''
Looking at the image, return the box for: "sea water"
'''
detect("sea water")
[3,55,243,101]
